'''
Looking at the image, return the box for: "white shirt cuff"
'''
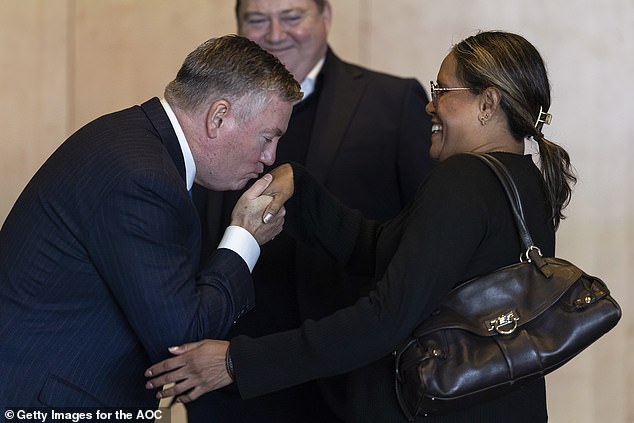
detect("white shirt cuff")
[217,226,260,273]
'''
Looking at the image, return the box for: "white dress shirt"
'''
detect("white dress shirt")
[299,56,325,100]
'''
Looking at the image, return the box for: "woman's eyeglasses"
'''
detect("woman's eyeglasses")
[430,81,472,104]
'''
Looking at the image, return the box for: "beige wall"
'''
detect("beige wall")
[1,1,632,422]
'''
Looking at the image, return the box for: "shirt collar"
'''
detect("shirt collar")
[300,56,326,100]
[160,98,196,191]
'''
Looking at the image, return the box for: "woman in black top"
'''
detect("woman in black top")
[146,31,576,422]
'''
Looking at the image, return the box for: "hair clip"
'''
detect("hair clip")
[534,106,552,128]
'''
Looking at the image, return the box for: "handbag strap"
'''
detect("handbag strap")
[468,153,540,262]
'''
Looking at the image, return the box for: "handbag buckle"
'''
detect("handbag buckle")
[520,245,542,263]
[487,310,519,335]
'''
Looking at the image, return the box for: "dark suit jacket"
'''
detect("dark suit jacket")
[0,98,253,408]
[190,49,433,421]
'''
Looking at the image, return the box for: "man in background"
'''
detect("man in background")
[0,35,300,409]
[190,1,433,421]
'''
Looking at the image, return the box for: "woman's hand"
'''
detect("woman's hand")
[145,340,232,403]
[262,163,294,224]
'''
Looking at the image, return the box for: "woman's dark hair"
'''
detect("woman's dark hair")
[453,31,576,229]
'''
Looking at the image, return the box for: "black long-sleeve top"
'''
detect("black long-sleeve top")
[230,152,553,422]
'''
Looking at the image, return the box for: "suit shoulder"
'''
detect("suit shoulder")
[339,59,421,87]
[58,106,174,182]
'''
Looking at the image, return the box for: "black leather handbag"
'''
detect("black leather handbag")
[394,153,622,420]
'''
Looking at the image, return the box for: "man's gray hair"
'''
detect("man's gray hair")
[165,35,301,120]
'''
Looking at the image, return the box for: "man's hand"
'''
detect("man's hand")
[231,174,285,245]
[145,340,231,403]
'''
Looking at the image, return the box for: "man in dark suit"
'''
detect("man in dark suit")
[0,35,301,410]
[187,1,433,421]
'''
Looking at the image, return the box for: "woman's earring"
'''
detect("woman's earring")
[479,113,489,126]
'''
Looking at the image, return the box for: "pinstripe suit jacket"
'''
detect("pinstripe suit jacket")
[0,97,253,408]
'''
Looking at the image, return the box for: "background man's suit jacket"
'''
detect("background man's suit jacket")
[0,98,253,408]
[190,49,433,422]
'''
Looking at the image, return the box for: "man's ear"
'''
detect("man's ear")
[206,99,229,139]
[322,1,333,32]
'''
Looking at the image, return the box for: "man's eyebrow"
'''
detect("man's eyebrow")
[242,11,267,19]
[280,8,306,16]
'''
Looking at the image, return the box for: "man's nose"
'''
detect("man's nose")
[261,145,276,166]
[266,19,286,43]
